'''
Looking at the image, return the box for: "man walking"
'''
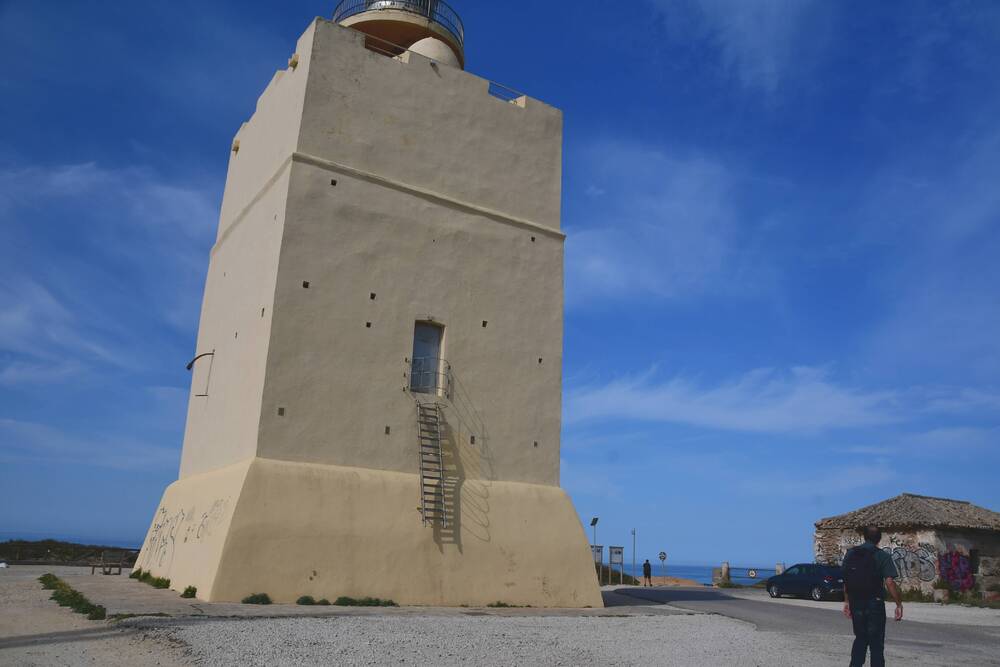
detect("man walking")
[842,526,903,667]
[642,559,652,587]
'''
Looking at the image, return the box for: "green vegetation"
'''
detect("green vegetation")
[38,574,106,620]
[333,596,398,607]
[716,580,741,588]
[131,569,170,589]
[486,601,528,608]
[900,588,934,603]
[242,593,272,605]
[181,586,197,598]
[316,598,331,606]
[932,579,952,590]
[296,595,316,605]
[986,583,1000,593]
[2,539,137,566]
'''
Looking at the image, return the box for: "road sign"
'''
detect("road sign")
[609,546,624,565]
[748,569,758,579]
[591,545,603,564]
[659,551,667,561]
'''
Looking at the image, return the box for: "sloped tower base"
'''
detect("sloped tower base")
[135,457,604,608]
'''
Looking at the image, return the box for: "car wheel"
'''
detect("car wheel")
[768,584,780,598]
[811,586,824,601]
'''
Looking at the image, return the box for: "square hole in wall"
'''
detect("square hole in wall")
[538,358,543,364]
[482,320,488,328]
[531,236,536,242]
[366,322,372,328]
[302,281,310,288]
[370,292,377,300]
[533,441,539,448]
[385,426,391,435]
[277,407,285,416]
[330,179,338,186]
[470,435,476,445]
[234,331,238,339]
[261,308,265,317]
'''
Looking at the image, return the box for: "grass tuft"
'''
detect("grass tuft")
[333,596,398,607]
[180,586,197,598]
[316,598,331,606]
[241,593,272,605]
[37,573,106,620]
[296,595,316,605]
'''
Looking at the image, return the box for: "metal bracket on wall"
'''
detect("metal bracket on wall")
[185,351,216,397]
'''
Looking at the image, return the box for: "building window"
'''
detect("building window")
[410,321,447,395]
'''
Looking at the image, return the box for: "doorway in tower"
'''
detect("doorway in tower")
[410,321,447,396]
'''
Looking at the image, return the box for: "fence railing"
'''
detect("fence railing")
[410,356,451,397]
[333,0,465,47]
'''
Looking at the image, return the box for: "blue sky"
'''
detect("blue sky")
[1,1,999,566]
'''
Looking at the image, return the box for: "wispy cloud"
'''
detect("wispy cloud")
[0,162,215,384]
[740,462,896,496]
[566,141,774,307]
[650,0,830,93]
[566,366,900,434]
[862,128,1000,381]
[0,418,179,471]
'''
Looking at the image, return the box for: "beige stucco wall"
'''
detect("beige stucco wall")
[139,457,602,608]
[135,460,250,595]
[299,20,562,230]
[257,156,563,485]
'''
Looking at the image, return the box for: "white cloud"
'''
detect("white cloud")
[566,366,900,434]
[863,129,1000,380]
[740,462,896,496]
[0,418,179,471]
[650,0,828,93]
[566,142,773,307]
[0,162,215,384]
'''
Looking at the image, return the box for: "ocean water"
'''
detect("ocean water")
[616,563,776,586]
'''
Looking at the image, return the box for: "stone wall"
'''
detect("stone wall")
[814,527,1000,595]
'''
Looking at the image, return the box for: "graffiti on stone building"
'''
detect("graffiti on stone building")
[939,550,975,591]
[883,543,937,582]
[138,498,231,572]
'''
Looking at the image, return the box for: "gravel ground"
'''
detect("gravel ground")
[4,567,995,666]
[127,614,826,667]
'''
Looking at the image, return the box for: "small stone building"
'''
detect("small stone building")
[815,493,1000,596]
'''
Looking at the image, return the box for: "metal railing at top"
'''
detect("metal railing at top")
[348,29,530,105]
[333,0,465,47]
[409,356,452,398]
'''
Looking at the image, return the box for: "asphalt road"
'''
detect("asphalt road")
[611,586,1000,665]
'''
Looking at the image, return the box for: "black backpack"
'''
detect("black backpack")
[843,547,882,602]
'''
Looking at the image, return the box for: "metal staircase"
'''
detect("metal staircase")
[416,402,447,527]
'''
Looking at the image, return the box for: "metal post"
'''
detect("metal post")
[631,528,636,585]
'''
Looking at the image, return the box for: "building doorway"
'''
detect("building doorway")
[410,321,446,395]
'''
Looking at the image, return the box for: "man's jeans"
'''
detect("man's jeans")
[850,599,886,667]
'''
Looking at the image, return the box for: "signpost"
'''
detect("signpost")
[591,544,603,584]
[659,551,667,577]
[609,546,624,585]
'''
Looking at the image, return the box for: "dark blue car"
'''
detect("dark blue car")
[765,563,844,601]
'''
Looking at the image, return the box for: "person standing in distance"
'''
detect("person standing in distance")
[842,526,903,667]
[642,559,652,587]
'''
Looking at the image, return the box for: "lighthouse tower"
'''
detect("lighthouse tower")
[136,2,601,608]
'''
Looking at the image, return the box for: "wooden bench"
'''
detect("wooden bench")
[90,551,126,575]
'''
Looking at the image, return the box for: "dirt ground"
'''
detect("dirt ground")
[0,567,187,666]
